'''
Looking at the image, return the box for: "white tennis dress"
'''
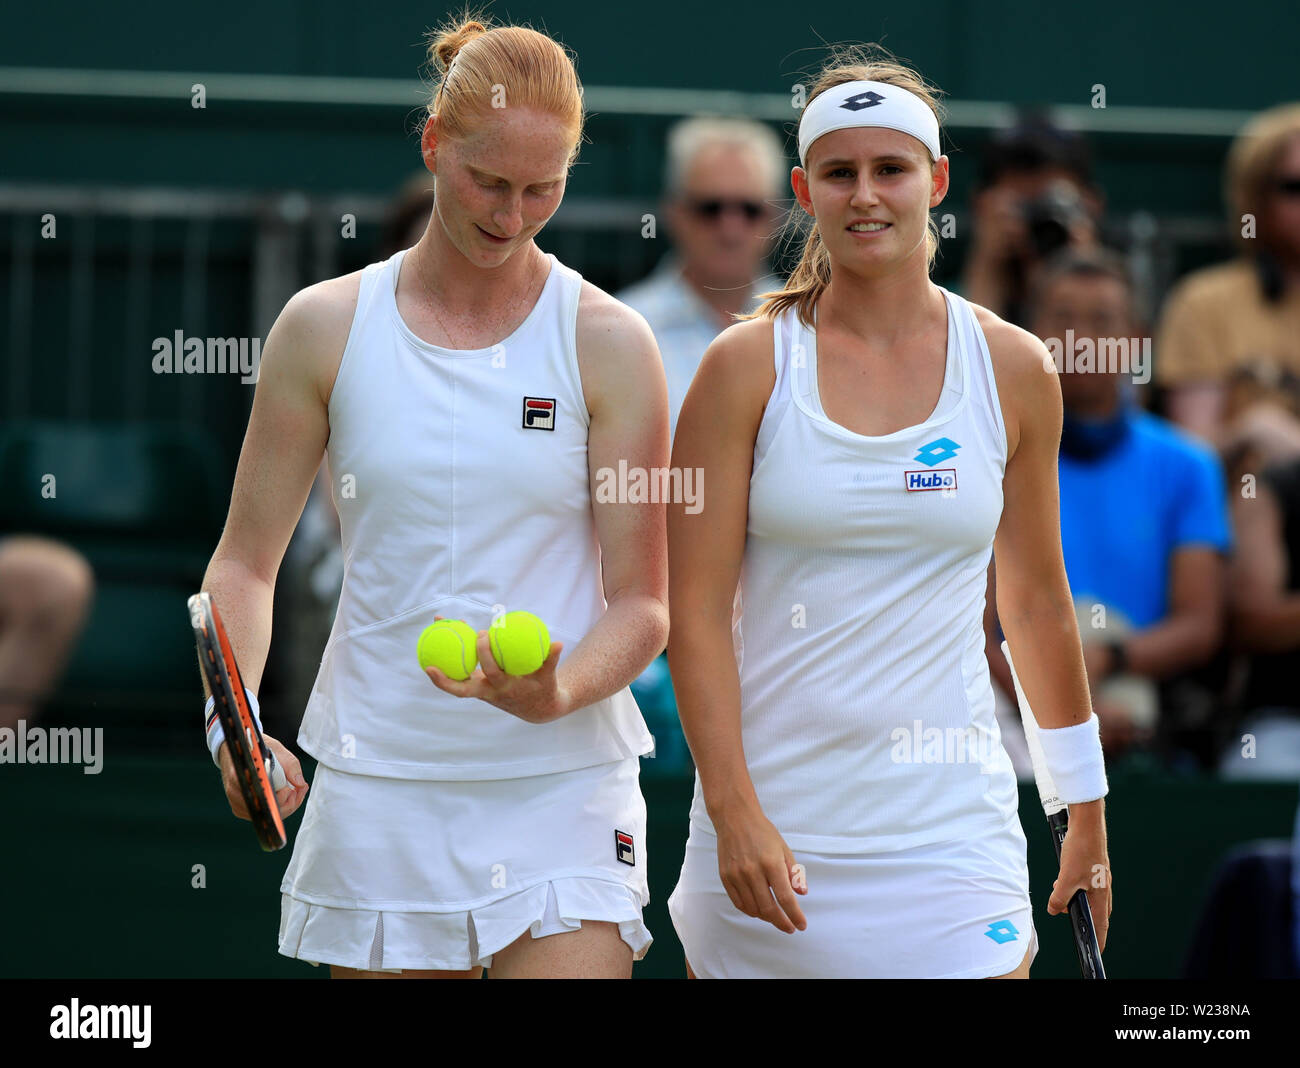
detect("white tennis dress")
[668,291,1039,978]
[278,247,656,973]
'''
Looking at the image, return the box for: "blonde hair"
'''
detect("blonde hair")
[1225,102,1300,253]
[424,9,585,167]
[743,44,946,328]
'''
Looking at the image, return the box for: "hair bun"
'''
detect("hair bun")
[432,19,488,71]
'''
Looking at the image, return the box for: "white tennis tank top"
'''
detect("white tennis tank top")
[298,248,655,780]
[688,289,1021,852]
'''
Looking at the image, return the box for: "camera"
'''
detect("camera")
[1021,180,1090,258]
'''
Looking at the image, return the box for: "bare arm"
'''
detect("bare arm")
[667,317,805,932]
[200,276,355,818]
[1154,279,1227,445]
[1230,482,1300,651]
[201,278,355,698]
[1165,384,1227,447]
[666,320,773,820]
[983,311,1110,936]
[560,285,671,710]
[988,320,1093,734]
[1096,547,1225,677]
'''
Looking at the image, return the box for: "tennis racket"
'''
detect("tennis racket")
[189,592,287,852]
[1001,640,1106,979]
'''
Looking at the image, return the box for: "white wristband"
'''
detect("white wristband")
[1035,712,1108,805]
[205,689,261,767]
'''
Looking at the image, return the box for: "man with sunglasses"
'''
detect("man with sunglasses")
[618,117,786,442]
[618,117,785,776]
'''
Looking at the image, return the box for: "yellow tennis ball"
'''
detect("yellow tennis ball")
[417,619,479,681]
[489,611,551,676]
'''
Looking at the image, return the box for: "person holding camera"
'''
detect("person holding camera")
[959,114,1104,326]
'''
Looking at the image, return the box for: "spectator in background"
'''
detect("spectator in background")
[0,536,93,728]
[1295,801,1300,971]
[986,250,1230,761]
[617,118,785,773]
[1154,104,1300,462]
[379,172,438,257]
[1220,452,1300,778]
[617,116,785,441]
[959,114,1104,327]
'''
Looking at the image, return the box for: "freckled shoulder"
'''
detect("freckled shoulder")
[271,268,364,411]
[574,279,664,418]
[969,302,1057,461]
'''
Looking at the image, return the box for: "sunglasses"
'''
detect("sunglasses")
[684,197,766,222]
[1275,177,1300,197]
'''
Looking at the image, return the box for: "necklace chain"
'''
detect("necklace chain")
[409,244,539,349]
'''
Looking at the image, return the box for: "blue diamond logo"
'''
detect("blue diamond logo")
[984,920,1019,944]
[913,437,961,466]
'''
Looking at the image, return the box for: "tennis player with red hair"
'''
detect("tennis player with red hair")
[202,13,668,979]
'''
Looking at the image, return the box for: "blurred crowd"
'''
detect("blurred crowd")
[4,96,1299,980]
[608,104,1300,787]
[612,104,1298,788]
[7,103,1300,785]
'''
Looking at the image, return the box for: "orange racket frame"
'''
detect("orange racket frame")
[189,592,287,851]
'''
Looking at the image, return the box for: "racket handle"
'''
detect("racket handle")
[1046,810,1107,979]
[241,725,289,791]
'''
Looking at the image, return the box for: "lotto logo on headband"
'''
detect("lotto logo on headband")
[840,90,886,111]
[798,78,941,166]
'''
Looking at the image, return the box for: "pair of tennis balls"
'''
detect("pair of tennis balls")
[417,611,551,680]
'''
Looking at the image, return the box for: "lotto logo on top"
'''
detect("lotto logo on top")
[913,437,961,466]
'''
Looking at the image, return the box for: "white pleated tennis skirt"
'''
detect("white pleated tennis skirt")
[668,813,1037,978]
[278,756,651,973]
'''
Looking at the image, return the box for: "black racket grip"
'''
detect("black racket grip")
[1046,809,1107,979]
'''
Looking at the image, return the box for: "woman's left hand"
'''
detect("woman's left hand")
[423,617,570,723]
[1050,803,1111,953]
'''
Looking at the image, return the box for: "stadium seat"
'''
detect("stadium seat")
[1182,839,1299,978]
[0,420,227,733]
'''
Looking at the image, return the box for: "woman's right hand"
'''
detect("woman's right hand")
[217,733,309,821]
[713,803,808,934]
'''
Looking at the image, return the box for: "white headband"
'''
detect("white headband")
[798,79,941,167]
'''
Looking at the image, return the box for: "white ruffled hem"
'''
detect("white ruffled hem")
[279,876,652,972]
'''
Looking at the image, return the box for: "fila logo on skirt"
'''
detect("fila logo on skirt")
[615,830,635,866]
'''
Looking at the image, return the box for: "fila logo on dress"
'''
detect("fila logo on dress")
[522,397,556,431]
[904,436,961,493]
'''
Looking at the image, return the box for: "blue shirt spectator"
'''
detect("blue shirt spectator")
[1059,404,1232,628]
[983,248,1231,761]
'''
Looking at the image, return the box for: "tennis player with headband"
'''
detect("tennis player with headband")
[665,46,1112,978]
[200,13,668,978]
